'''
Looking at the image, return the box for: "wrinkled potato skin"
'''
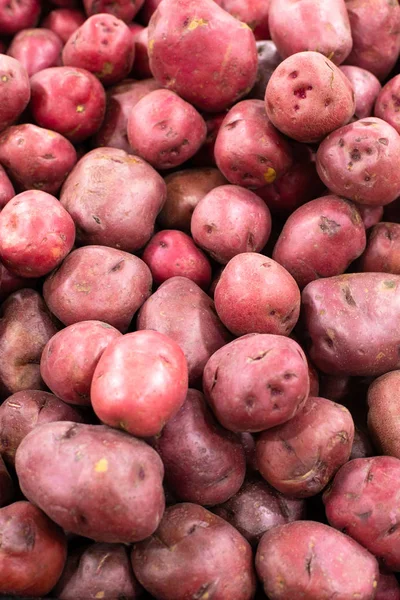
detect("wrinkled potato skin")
[367,370,400,459]
[0,55,30,133]
[340,66,381,119]
[7,28,63,77]
[359,222,400,274]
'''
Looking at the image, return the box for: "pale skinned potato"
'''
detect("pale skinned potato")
[359,222,400,274]
[340,66,381,119]
[367,370,400,459]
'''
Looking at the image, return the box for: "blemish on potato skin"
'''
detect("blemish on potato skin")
[263,168,276,183]
[187,17,208,31]
[94,458,108,472]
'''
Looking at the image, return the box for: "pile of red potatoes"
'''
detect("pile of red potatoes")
[1,0,400,598]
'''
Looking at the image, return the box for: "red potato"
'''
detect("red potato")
[43,245,152,332]
[345,0,400,81]
[248,40,282,101]
[40,321,122,406]
[131,503,256,600]
[0,502,67,597]
[130,25,152,79]
[15,422,165,543]
[148,0,258,112]
[41,8,85,43]
[268,0,352,66]
[357,204,384,229]
[0,390,83,465]
[324,456,400,571]
[256,521,379,600]
[351,428,375,461]
[359,222,400,274]
[62,14,135,86]
[203,333,310,433]
[340,66,381,120]
[375,571,400,600]
[191,185,272,264]
[0,0,40,35]
[0,165,14,209]
[272,195,366,289]
[83,0,145,22]
[0,190,75,278]
[7,28,62,77]
[367,370,400,459]
[191,112,226,168]
[0,456,13,507]
[138,0,161,24]
[153,389,246,506]
[0,262,30,303]
[127,90,207,170]
[316,118,400,207]
[265,52,355,143]
[30,67,106,143]
[214,253,301,337]
[0,55,30,134]
[375,75,400,136]
[219,0,270,40]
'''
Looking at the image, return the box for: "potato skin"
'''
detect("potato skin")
[375,75,400,137]
[0,501,67,597]
[302,273,400,376]
[42,8,85,43]
[15,422,165,543]
[255,520,379,600]
[0,55,30,133]
[340,66,381,119]
[324,456,400,571]
[203,333,309,433]
[148,0,258,112]
[131,503,256,600]
[367,370,400,459]
[7,28,62,77]
[375,571,400,600]
[0,0,40,35]
[219,0,270,40]
[359,222,400,274]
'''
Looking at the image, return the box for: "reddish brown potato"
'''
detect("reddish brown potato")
[83,0,144,22]
[0,0,40,35]
[359,222,400,274]
[137,277,231,385]
[203,333,310,433]
[7,28,62,77]
[214,253,301,337]
[357,204,384,229]
[248,41,282,101]
[43,246,152,332]
[41,8,85,43]
[256,521,379,600]
[0,501,67,597]
[0,390,83,465]
[132,503,256,600]
[340,66,382,119]
[367,370,400,459]
[130,24,152,79]
[60,148,166,252]
[0,456,13,507]
[15,422,165,543]
[40,321,122,406]
[0,55,30,133]
[0,165,14,209]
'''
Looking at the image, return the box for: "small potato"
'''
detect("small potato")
[0,55,30,133]
[0,165,14,209]
[248,41,282,101]
[40,321,122,406]
[0,390,83,465]
[375,75,400,135]
[83,0,144,22]
[214,100,293,189]
[60,148,166,252]
[62,14,135,86]
[153,389,246,506]
[0,0,40,35]
[16,422,165,543]
[272,195,366,289]
[191,185,271,264]
[256,396,354,498]
[357,204,384,229]
[131,503,256,600]
[0,124,77,194]
[91,330,188,437]
[256,521,379,600]
[137,277,231,385]
[367,370,400,459]
[324,456,400,571]
[316,118,400,207]
[265,52,355,143]
[7,28,62,77]
[302,273,400,376]
[340,66,381,119]
[0,501,67,597]
[203,334,309,433]
[130,25,152,79]
[214,253,301,337]
[0,456,13,507]
[42,8,85,43]
[43,246,152,332]
[219,0,270,40]
[127,89,207,170]
[359,222,400,274]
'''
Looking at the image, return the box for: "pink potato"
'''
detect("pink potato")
[0,0,40,35]
[127,89,207,170]
[248,40,282,101]
[340,66,382,119]
[0,124,77,194]
[256,521,379,600]
[0,55,30,134]
[153,389,246,506]
[148,0,258,112]
[214,253,301,337]
[0,390,83,465]
[265,52,355,143]
[91,330,188,437]
[83,0,145,22]
[40,321,122,406]
[219,0,270,40]
[357,204,384,229]
[345,0,400,81]
[375,571,400,600]
[0,190,75,278]
[214,100,293,189]
[41,8,86,43]
[0,456,13,507]
[131,503,256,600]
[367,370,400,459]
[7,28,62,77]
[316,118,400,206]
[359,222,400,274]
[0,165,14,209]
[137,276,231,385]
[272,195,366,289]
[191,185,271,264]
[60,148,165,252]
[142,230,212,290]
[43,245,152,332]
[268,0,352,66]
[203,333,310,433]
[62,14,135,86]
[30,67,106,143]
[0,502,67,597]
[324,456,400,571]
[130,25,152,79]
[375,75,400,136]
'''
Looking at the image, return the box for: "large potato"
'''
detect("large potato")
[367,371,400,459]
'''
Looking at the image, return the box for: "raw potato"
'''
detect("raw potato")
[0,164,14,208]
[367,371,400,459]
[340,66,382,119]
[15,422,165,543]
[83,0,144,22]
[359,222,400,274]
[358,204,384,230]
[375,75,400,135]
[42,8,86,43]
[219,0,270,40]
[302,273,400,376]
[248,41,282,101]
[131,25,152,79]
[0,55,30,133]
[131,503,257,600]
[148,0,258,112]
[0,456,13,507]
[7,28,62,77]
[255,520,379,600]
[0,0,40,35]
[375,571,400,600]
